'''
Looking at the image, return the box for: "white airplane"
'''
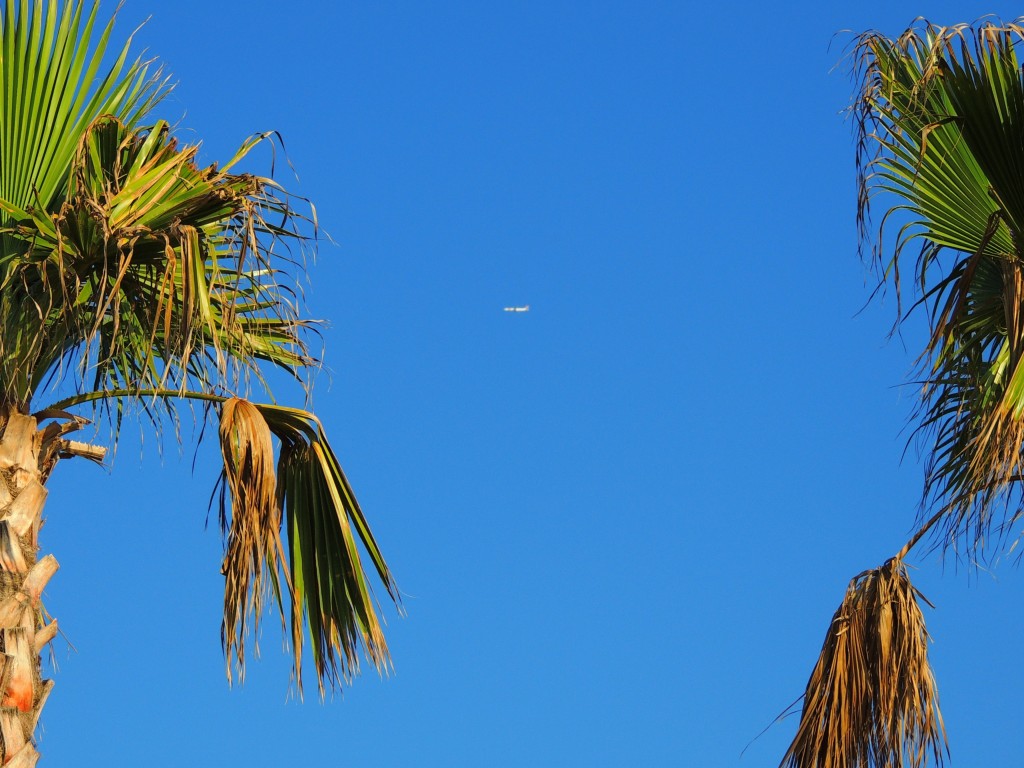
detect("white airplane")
[503,305,530,312]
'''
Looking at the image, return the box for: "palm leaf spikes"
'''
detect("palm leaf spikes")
[852,19,1024,557]
[781,557,946,768]
[0,0,169,220]
[217,397,400,696]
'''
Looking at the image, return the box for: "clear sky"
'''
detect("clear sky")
[27,1,1024,765]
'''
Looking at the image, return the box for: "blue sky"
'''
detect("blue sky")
[27,0,1024,765]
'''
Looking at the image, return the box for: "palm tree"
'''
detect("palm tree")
[781,18,1024,768]
[0,1,400,763]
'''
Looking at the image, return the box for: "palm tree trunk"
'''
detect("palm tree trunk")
[0,411,58,766]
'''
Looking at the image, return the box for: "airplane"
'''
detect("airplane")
[503,305,530,312]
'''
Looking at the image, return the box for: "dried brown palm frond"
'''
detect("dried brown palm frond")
[218,397,288,683]
[780,558,946,768]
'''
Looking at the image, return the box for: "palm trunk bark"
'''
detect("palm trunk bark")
[0,411,58,767]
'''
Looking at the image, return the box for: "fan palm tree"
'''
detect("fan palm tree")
[781,18,1024,768]
[0,1,400,763]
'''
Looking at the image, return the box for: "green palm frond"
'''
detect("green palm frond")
[0,0,166,218]
[0,1,313,415]
[1,115,314,413]
[0,0,168,407]
[855,19,1024,555]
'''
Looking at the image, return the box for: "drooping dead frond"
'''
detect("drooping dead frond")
[213,396,400,696]
[218,397,287,684]
[781,558,946,768]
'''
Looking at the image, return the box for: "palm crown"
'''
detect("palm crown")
[783,18,1024,768]
[855,19,1024,557]
[0,0,399,704]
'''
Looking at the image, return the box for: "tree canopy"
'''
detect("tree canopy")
[784,18,1024,768]
[0,0,399,697]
